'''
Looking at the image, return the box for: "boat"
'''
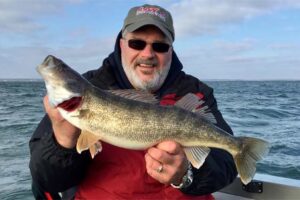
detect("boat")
[59,173,300,199]
[214,173,300,200]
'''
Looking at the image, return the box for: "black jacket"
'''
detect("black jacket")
[29,32,237,199]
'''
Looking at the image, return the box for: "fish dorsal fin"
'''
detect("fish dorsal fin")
[194,105,217,124]
[107,89,159,104]
[184,146,211,169]
[175,93,217,124]
[175,93,204,111]
[76,130,102,157]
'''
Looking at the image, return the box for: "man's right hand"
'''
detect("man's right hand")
[44,95,80,149]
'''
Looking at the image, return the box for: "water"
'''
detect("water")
[0,80,299,199]
[208,81,300,179]
[0,81,45,200]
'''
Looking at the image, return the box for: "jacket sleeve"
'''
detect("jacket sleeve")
[181,87,238,195]
[29,115,92,194]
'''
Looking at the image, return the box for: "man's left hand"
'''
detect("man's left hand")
[145,140,189,185]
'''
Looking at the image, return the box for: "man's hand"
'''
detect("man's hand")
[145,140,189,185]
[44,95,80,149]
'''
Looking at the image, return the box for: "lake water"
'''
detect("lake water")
[0,80,299,199]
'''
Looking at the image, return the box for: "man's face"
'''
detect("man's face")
[120,26,172,91]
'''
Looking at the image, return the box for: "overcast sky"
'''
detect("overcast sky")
[0,0,299,80]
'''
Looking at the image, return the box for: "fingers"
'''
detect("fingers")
[43,95,80,149]
[145,153,164,174]
[43,95,52,113]
[156,140,182,155]
[145,141,189,185]
[43,95,64,122]
[145,152,176,184]
[147,146,173,165]
[148,141,185,164]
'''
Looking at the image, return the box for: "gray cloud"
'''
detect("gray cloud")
[54,36,116,69]
[169,0,300,37]
[176,37,300,80]
[183,53,300,80]
[269,43,300,51]
[0,0,79,33]
[213,39,256,53]
[0,36,116,79]
[1,0,299,80]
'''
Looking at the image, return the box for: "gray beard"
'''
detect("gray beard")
[122,58,171,92]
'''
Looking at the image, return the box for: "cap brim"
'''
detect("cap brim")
[124,20,173,42]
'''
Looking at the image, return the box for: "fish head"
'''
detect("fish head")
[37,55,88,111]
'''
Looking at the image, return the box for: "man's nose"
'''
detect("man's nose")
[140,44,155,58]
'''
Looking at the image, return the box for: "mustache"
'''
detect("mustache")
[135,58,158,66]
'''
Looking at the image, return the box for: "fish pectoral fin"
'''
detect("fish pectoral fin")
[175,93,217,124]
[76,130,102,156]
[89,141,102,159]
[184,146,210,169]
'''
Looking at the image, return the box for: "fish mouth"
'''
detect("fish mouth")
[57,96,83,112]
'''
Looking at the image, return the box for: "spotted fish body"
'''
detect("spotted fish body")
[75,88,237,151]
[37,55,270,185]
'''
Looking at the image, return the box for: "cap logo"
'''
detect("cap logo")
[136,6,166,22]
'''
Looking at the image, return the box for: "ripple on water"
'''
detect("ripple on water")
[1,80,299,200]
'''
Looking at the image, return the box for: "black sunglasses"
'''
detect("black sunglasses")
[125,39,171,53]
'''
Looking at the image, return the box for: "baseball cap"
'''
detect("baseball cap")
[122,4,175,42]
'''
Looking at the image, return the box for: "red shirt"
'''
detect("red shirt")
[75,142,213,200]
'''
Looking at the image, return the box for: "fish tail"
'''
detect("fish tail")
[234,136,270,185]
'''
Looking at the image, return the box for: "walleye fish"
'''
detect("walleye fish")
[37,55,270,185]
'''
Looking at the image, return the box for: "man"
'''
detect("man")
[30,4,237,199]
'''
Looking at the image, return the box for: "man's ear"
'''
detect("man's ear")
[120,38,125,50]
